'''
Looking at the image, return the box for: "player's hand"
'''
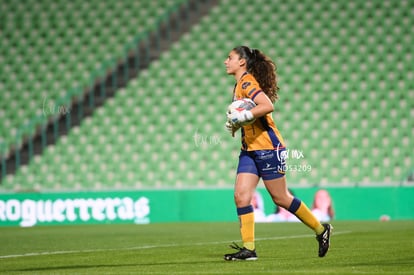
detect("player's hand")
[227,109,254,125]
[225,121,240,137]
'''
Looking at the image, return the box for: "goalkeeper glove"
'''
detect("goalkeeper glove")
[227,109,254,125]
[225,120,240,136]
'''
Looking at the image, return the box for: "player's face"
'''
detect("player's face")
[224,51,243,75]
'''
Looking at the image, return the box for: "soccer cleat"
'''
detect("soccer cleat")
[224,242,258,261]
[316,223,333,257]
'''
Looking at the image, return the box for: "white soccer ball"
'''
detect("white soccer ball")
[227,98,256,126]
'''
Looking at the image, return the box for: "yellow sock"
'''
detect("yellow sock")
[237,205,255,250]
[289,198,325,235]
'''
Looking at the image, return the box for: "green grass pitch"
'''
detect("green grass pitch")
[1,221,413,274]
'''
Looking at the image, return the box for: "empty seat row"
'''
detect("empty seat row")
[1,0,413,192]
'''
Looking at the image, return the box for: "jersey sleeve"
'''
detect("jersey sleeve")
[240,75,262,101]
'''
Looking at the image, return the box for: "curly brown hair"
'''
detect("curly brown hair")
[233,46,279,102]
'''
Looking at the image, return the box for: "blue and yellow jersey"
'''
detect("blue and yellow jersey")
[233,72,285,151]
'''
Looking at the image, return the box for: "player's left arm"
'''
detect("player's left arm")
[250,92,274,118]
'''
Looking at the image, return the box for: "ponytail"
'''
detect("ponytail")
[232,46,279,102]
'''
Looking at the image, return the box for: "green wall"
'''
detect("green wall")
[0,186,412,227]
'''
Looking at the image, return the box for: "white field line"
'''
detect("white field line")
[0,230,351,259]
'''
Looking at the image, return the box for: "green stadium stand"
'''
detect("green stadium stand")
[1,0,413,192]
[0,0,188,156]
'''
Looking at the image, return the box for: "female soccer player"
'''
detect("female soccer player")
[223,46,332,261]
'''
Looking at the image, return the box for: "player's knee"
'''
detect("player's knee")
[234,192,251,208]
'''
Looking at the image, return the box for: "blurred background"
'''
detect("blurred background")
[0,0,413,226]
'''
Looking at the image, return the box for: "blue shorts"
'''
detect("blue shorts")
[237,149,287,180]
